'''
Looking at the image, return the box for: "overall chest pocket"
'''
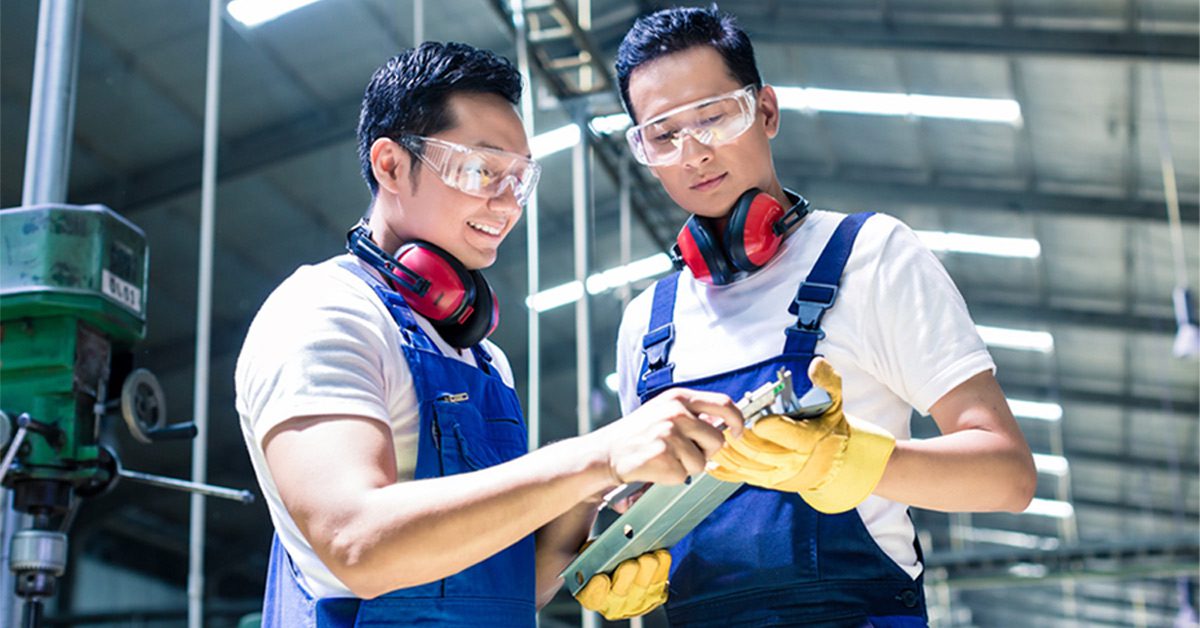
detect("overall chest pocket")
[432,399,527,475]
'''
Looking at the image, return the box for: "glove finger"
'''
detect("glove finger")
[713,443,775,472]
[633,552,660,589]
[652,549,672,582]
[707,463,746,484]
[725,430,799,466]
[625,552,671,617]
[808,358,844,410]
[748,417,816,451]
[710,450,785,486]
[575,573,611,611]
[610,558,639,597]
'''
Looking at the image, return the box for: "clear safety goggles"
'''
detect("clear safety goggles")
[399,135,542,206]
[625,85,759,166]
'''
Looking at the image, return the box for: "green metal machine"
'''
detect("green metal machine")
[0,204,251,627]
[1,204,152,491]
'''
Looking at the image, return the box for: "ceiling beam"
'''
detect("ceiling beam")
[1001,382,1198,417]
[790,164,1200,224]
[966,297,1179,334]
[72,99,1198,232]
[75,100,362,216]
[608,13,1200,61]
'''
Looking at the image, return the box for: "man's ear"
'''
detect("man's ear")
[370,137,410,195]
[758,85,781,140]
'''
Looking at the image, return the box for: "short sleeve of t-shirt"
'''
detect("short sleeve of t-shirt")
[235,263,400,446]
[849,215,995,415]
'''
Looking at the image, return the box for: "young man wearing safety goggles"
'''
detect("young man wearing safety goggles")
[586,7,1037,625]
[235,42,745,627]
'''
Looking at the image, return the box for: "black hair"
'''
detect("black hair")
[615,6,761,122]
[356,41,522,195]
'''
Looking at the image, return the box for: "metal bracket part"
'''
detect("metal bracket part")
[561,368,832,594]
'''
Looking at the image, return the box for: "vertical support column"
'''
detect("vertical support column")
[413,0,424,45]
[510,0,541,454]
[188,1,223,626]
[7,2,83,625]
[570,103,599,628]
[616,155,633,308]
[571,105,593,443]
[20,0,82,208]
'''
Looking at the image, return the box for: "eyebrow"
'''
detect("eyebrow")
[477,141,532,159]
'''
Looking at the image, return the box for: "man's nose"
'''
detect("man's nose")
[488,182,523,217]
[678,132,713,168]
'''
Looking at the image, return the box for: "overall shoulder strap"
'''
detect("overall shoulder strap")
[337,258,439,353]
[783,212,875,355]
[636,272,681,400]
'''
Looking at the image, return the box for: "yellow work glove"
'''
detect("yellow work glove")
[574,549,671,620]
[709,357,896,514]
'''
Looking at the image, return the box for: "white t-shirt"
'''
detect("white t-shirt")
[235,254,515,599]
[615,210,995,579]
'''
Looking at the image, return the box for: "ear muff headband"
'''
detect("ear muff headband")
[346,222,498,348]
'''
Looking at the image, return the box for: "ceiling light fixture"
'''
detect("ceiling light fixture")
[227,0,325,27]
[774,87,1022,125]
[916,231,1041,258]
[1008,399,1063,422]
[530,124,581,159]
[1022,497,1075,519]
[526,253,673,313]
[976,324,1054,353]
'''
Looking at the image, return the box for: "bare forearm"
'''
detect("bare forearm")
[874,429,1035,512]
[534,497,601,607]
[321,436,613,598]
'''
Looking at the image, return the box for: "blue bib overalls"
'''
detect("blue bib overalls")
[261,261,535,627]
[636,214,927,627]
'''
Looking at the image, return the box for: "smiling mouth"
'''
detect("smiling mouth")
[691,173,726,190]
[467,220,503,236]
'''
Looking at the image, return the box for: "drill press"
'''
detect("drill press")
[0,204,251,627]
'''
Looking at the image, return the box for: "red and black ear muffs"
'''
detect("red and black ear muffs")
[347,223,499,348]
[670,189,811,285]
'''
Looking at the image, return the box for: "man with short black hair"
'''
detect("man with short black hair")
[605,7,1037,625]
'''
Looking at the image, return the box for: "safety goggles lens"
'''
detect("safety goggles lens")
[626,85,758,166]
[401,135,542,205]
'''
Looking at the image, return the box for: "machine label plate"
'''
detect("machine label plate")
[102,269,142,314]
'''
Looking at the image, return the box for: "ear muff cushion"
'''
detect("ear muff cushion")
[394,241,475,324]
[679,216,734,285]
[726,189,784,272]
[436,271,494,349]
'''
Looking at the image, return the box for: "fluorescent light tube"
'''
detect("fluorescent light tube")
[527,254,673,313]
[1008,399,1063,422]
[531,124,581,159]
[1022,497,1075,519]
[960,527,1060,550]
[227,0,325,27]
[976,324,1054,353]
[1032,453,1069,476]
[916,231,1041,258]
[526,281,583,313]
[774,86,1022,125]
[589,113,632,136]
